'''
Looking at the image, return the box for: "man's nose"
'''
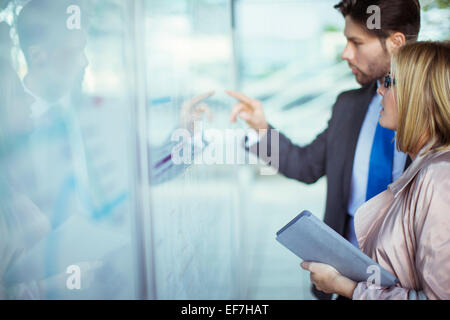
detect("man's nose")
[341,42,354,62]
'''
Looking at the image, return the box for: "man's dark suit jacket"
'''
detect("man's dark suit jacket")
[249,80,411,300]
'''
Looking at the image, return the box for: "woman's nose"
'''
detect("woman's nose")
[377,86,385,96]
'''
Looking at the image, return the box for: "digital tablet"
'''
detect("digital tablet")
[276,210,399,287]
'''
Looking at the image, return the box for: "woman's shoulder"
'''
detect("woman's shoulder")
[390,149,450,198]
[416,150,450,183]
[411,150,450,220]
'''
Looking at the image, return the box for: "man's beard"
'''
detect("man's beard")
[353,64,389,86]
[354,52,391,86]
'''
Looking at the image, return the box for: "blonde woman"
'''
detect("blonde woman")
[301,41,450,300]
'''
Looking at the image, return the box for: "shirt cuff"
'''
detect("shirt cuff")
[245,129,260,148]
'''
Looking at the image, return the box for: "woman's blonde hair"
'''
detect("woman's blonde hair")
[391,41,450,155]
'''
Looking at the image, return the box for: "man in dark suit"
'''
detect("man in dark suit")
[227,0,421,300]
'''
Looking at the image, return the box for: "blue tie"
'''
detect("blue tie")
[347,120,395,248]
[366,122,395,201]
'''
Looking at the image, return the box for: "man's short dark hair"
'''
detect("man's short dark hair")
[335,0,421,42]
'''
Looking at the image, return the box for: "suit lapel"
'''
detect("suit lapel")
[342,81,378,209]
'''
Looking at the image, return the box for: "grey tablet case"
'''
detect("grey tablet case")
[276,210,399,287]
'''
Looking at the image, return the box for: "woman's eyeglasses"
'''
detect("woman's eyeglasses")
[384,74,396,89]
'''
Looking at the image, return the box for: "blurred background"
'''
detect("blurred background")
[0,0,449,299]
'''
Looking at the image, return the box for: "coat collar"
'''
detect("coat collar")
[389,143,450,198]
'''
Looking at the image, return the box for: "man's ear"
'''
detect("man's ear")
[385,32,407,54]
[27,46,47,67]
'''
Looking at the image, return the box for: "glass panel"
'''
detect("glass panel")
[1,0,141,299]
[143,0,242,299]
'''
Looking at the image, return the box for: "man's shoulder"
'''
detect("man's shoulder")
[329,81,377,119]
[336,81,377,103]
[327,81,377,127]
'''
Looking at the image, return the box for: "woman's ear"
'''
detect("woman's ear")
[385,32,407,54]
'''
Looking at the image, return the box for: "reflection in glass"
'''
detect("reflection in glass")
[1,0,138,299]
